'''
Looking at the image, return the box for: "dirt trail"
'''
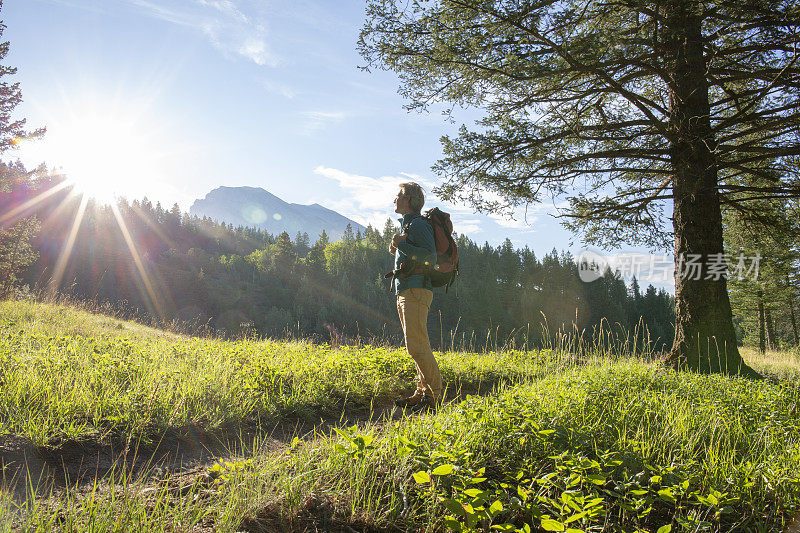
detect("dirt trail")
[0,380,509,533]
[6,390,463,488]
[0,378,508,503]
[0,400,400,502]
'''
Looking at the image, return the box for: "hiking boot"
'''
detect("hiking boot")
[394,391,424,408]
[408,394,437,413]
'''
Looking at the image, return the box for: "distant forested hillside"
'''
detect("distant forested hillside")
[1,175,675,351]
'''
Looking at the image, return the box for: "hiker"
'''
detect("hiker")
[389,182,442,411]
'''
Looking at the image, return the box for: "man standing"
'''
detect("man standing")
[390,182,442,411]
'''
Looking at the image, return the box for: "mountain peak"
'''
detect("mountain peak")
[189,186,365,242]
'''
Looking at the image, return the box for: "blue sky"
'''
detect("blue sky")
[4,0,674,290]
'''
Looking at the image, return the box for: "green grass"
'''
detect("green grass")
[2,299,800,532]
[201,361,800,532]
[740,346,800,380]
[0,300,558,446]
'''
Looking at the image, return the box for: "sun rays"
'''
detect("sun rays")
[15,86,181,207]
[0,174,170,323]
[109,201,167,321]
[0,179,72,227]
[47,191,89,298]
[3,174,399,335]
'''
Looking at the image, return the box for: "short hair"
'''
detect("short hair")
[398,182,425,212]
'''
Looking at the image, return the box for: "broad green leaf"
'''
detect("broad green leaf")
[442,498,466,516]
[443,517,463,531]
[586,474,605,485]
[432,464,455,476]
[488,500,503,515]
[657,525,672,533]
[586,497,604,508]
[564,511,587,524]
[413,471,431,484]
[541,518,565,531]
[657,489,677,503]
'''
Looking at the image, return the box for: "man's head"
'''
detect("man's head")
[394,182,425,215]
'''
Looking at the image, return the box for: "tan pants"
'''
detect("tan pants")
[397,288,442,400]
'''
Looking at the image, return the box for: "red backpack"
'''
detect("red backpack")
[393,207,459,291]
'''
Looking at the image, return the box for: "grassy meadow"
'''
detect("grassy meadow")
[1,299,799,532]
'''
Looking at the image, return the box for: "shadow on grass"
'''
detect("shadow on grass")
[0,370,524,504]
[238,498,405,533]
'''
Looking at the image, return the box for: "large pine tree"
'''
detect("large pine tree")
[360,0,800,375]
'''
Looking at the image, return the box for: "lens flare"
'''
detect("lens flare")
[16,98,172,206]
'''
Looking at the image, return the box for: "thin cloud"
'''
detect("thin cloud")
[301,112,345,135]
[489,213,539,230]
[199,0,248,23]
[261,80,296,99]
[314,166,399,210]
[323,199,390,230]
[313,166,413,228]
[458,224,482,235]
[125,0,278,66]
[314,167,555,241]
[237,37,273,66]
[398,172,436,190]
[453,218,482,234]
[127,0,196,27]
[312,167,486,236]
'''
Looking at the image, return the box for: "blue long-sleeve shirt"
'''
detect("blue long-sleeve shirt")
[393,211,437,294]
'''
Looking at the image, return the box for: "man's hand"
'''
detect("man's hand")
[389,233,406,254]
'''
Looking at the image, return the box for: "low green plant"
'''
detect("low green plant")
[3,299,800,532]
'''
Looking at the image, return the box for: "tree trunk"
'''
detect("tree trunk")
[662,2,759,377]
[757,289,766,354]
[788,276,799,346]
[765,307,778,351]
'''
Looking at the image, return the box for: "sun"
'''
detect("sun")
[19,102,169,205]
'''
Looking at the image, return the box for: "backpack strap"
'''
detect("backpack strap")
[402,214,423,237]
[385,216,422,292]
[386,214,436,291]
